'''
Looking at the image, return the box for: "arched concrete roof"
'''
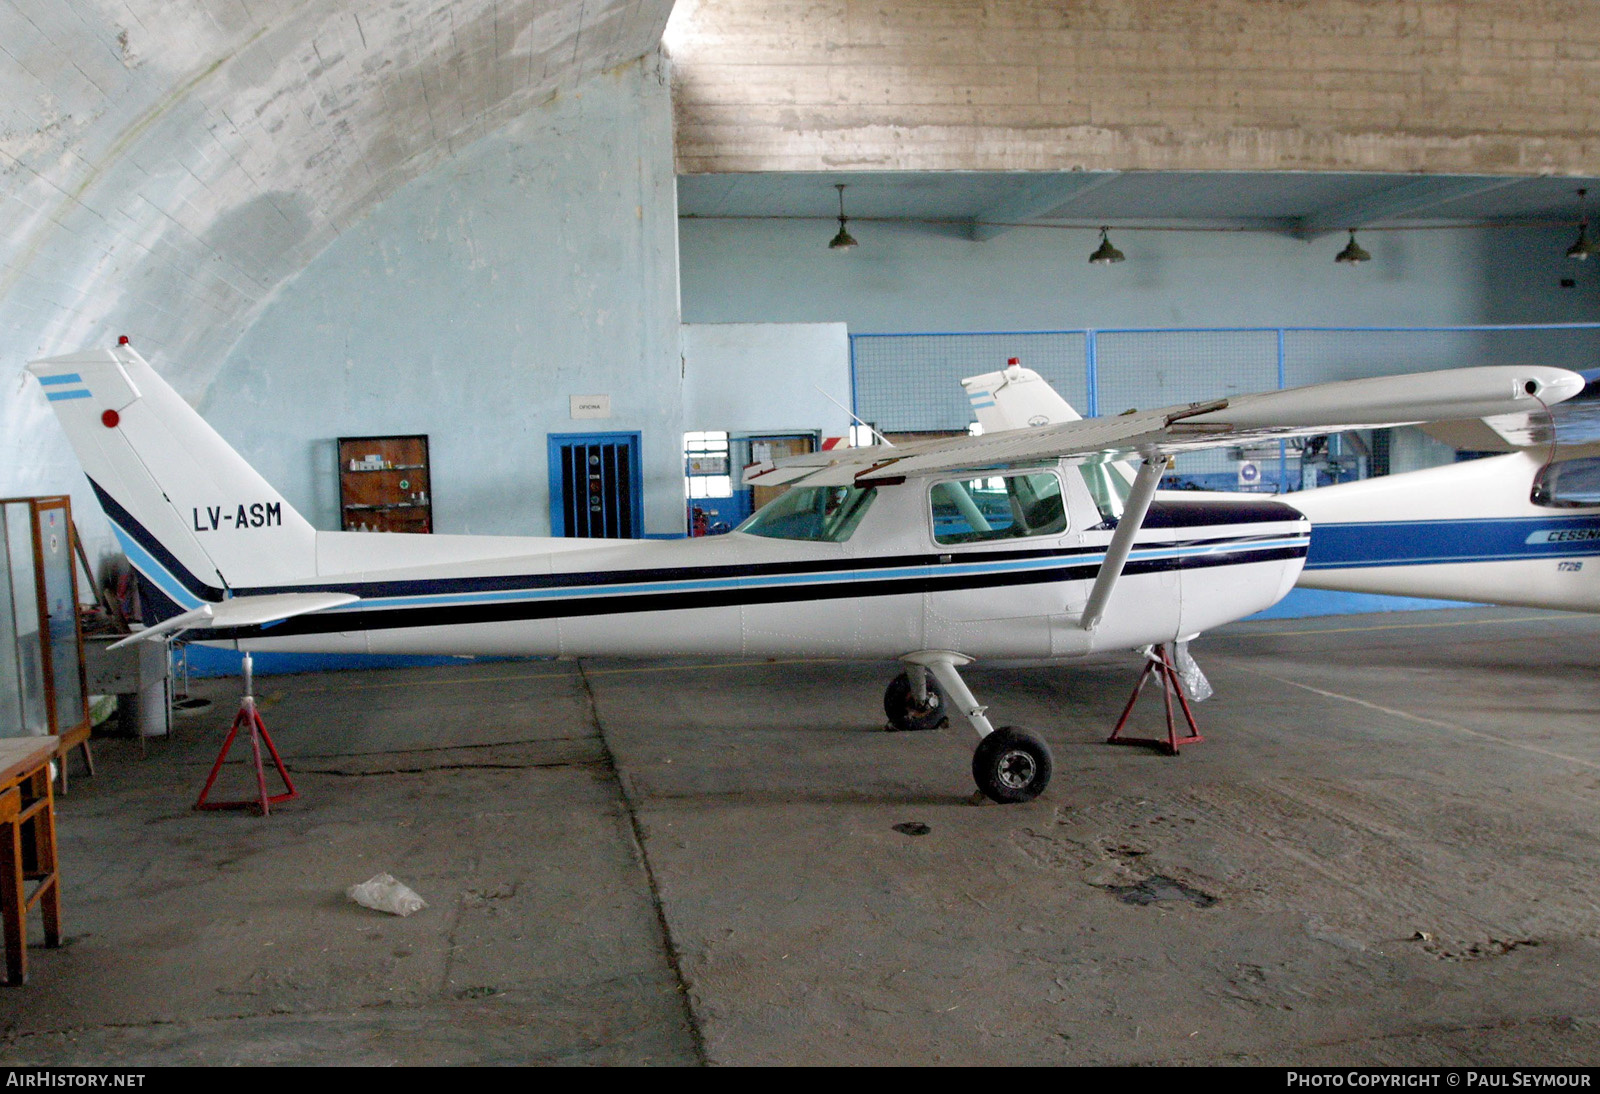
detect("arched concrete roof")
[2,0,673,389]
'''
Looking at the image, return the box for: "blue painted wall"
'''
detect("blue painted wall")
[202,56,682,540]
[679,218,1600,332]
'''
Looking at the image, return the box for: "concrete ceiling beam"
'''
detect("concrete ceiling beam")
[969,173,1121,241]
[1293,176,1534,240]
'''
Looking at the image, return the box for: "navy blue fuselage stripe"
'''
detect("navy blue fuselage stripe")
[236,529,1300,599]
[85,480,1305,636]
[88,479,227,600]
[1305,514,1600,570]
[1141,499,1303,528]
[206,544,1308,640]
[232,503,1304,600]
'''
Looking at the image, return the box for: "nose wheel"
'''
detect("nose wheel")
[972,727,1053,804]
[895,652,1054,804]
[884,670,949,732]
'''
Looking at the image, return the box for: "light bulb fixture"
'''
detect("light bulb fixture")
[1569,188,1593,261]
[1088,227,1124,265]
[1335,229,1371,265]
[828,183,858,251]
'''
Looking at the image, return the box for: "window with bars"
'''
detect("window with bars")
[684,431,733,499]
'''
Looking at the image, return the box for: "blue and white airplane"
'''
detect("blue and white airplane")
[1292,387,1600,611]
[26,345,1579,803]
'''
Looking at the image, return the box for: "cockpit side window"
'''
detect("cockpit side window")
[1079,459,1133,527]
[930,470,1068,545]
[1532,456,1600,508]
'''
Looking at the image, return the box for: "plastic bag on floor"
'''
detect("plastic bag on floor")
[1172,640,1213,703]
[347,873,427,917]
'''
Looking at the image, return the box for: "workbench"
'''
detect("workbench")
[0,738,61,985]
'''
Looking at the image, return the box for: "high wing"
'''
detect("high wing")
[746,365,1584,489]
[1425,369,1600,452]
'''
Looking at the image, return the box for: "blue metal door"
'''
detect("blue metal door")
[549,432,643,538]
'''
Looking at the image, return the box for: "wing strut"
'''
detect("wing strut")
[1080,455,1166,631]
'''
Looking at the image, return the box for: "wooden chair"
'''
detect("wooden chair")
[54,723,94,796]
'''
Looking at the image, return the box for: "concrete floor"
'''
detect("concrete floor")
[2,606,1600,1065]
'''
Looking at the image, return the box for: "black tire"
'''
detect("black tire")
[972,727,1053,804]
[883,672,949,732]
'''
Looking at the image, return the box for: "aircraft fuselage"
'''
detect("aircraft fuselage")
[148,464,1310,662]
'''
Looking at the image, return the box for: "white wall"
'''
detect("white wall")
[681,323,852,437]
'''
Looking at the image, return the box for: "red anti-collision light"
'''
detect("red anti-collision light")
[101,409,119,429]
[1008,356,1020,365]
[117,336,129,346]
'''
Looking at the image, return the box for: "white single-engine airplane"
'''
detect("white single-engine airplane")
[25,345,1581,802]
[1293,386,1600,611]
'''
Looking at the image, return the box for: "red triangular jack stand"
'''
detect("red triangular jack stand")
[1107,643,1204,756]
[194,653,298,815]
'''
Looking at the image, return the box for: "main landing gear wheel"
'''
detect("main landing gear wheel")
[884,672,949,732]
[971,727,1053,804]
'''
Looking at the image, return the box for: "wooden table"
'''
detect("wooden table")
[0,739,61,984]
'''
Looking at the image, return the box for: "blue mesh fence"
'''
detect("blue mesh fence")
[1095,329,1281,486]
[1283,326,1600,387]
[850,331,1087,432]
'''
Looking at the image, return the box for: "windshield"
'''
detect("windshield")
[1080,459,1134,527]
[1533,456,1600,508]
[737,485,877,542]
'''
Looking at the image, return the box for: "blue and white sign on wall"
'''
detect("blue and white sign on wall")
[1237,460,1262,488]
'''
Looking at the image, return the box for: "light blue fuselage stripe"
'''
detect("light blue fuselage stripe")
[110,495,1303,622]
[46,390,92,402]
[37,373,83,386]
[109,525,205,611]
[317,534,1308,614]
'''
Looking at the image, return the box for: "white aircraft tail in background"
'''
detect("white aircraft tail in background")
[962,357,1081,432]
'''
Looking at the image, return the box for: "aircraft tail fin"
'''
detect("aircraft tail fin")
[27,344,318,610]
[960,359,1082,433]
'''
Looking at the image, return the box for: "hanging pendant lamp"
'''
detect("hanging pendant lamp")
[1088,227,1125,265]
[828,184,858,251]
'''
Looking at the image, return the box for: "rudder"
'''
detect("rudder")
[27,345,318,607]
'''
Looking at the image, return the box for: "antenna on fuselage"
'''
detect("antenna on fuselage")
[814,386,895,448]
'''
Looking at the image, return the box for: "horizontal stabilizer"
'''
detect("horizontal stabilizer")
[109,592,360,648]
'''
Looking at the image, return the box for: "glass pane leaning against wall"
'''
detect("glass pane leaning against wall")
[35,502,86,734]
[2,502,49,736]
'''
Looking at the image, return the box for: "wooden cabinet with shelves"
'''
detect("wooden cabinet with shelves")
[338,435,433,534]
